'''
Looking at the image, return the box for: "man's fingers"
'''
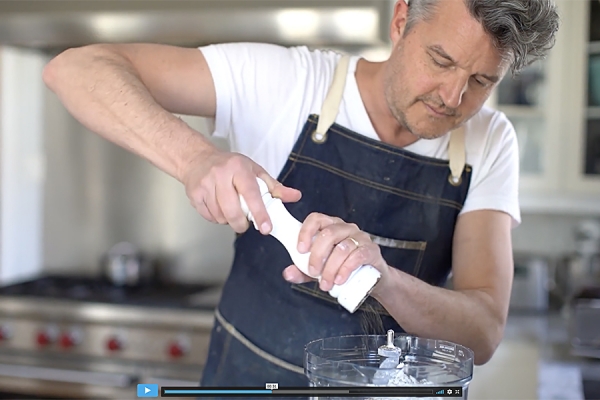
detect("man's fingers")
[282,265,314,284]
[217,181,249,233]
[297,213,344,254]
[194,198,217,224]
[203,186,227,225]
[318,237,360,290]
[310,223,360,279]
[235,174,272,235]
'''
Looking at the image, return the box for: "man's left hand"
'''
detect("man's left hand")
[282,212,389,291]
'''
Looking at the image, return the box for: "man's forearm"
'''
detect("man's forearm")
[371,268,506,365]
[43,45,214,183]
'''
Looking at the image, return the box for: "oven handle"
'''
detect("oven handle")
[0,363,136,388]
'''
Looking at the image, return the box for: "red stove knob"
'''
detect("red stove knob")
[168,340,188,358]
[36,332,53,347]
[106,337,123,352]
[0,325,11,341]
[36,326,58,347]
[59,332,79,349]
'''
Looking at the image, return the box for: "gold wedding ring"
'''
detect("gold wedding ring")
[348,237,360,247]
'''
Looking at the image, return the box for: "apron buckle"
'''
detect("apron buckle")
[448,173,462,186]
[311,130,327,144]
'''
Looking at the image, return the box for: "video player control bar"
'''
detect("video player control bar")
[157,385,463,397]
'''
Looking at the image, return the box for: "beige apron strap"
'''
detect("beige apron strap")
[448,126,466,186]
[313,55,351,143]
[214,309,304,375]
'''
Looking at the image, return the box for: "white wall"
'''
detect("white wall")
[0,47,46,284]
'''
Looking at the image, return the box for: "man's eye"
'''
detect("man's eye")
[473,77,489,87]
[431,56,448,68]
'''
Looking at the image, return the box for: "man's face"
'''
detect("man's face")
[384,0,510,139]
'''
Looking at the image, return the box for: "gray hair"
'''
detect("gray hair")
[404,0,560,75]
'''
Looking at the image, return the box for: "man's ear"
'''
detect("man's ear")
[390,0,410,44]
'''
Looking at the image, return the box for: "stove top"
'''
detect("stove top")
[0,275,222,310]
[0,275,216,389]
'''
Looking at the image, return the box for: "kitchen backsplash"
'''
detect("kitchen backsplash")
[42,92,236,284]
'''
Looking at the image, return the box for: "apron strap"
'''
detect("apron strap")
[313,55,351,141]
[448,126,466,185]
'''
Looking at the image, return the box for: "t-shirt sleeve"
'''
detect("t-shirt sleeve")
[197,43,337,178]
[460,111,521,228]
[199,43,309,153]
[199,43,291,143]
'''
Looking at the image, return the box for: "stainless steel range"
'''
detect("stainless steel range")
[0,275,218,399]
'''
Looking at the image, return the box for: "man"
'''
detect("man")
[43,0,559,386]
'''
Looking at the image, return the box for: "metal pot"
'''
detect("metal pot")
[101,242,155,287]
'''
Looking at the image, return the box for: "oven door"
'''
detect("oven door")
[0,352,202,399]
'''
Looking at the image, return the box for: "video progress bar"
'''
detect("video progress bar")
[161,386,463,397]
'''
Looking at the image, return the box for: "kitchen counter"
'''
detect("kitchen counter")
[468,311,600,400]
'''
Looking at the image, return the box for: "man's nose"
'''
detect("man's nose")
[439,74,469,110]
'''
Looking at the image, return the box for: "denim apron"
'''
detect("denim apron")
[200,55,472,387]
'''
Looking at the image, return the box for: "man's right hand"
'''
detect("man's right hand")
[181,148,302,234]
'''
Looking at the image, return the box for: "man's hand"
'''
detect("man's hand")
[282,212,389,291]
[181,148,302,234]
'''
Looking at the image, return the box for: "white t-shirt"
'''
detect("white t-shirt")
[199,43,521,227]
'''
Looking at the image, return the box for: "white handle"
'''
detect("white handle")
[239,178,381,313]
[239,179,312,278]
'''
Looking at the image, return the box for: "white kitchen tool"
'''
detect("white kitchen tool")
[373,329,403,385]
[378,330,402,360]
[239,178,381,313]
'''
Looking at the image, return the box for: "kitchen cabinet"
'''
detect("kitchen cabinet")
[488,0,600,215]
[562,0,600,193]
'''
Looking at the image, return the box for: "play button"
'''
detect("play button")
[137,384,159,397]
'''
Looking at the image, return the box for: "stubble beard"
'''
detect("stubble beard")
[383,54,448,141]
[382,61,415,138]
[384,82,449,141]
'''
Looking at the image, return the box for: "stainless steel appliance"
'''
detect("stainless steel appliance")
[0,275,219,399]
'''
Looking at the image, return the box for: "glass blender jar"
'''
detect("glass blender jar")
[304,331,474,399]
